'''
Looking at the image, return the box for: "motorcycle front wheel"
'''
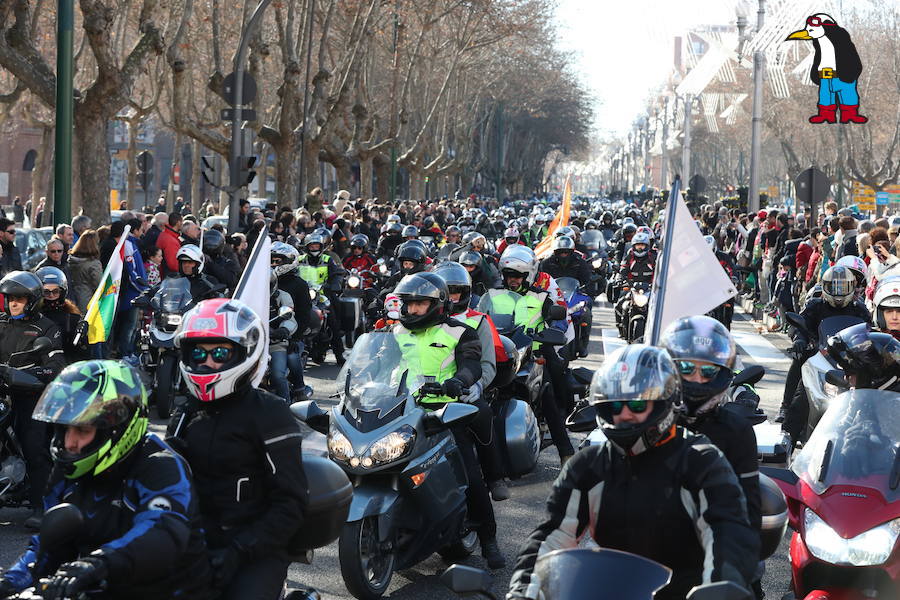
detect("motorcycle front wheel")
[339,517,396,600]
[155,354,178,419]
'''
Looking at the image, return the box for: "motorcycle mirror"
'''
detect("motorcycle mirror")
[565,402,598,433]
[732,365,765,387]
[39,503,84,552]
[784,312,806,333]
[435,403,479,428]
[439,564,493,596]
[686,581,753,600]
[546,304,567,321]
[290,401,329,435]
[825,369,849,389]
[30,337,52,354]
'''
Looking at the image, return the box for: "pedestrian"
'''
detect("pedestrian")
[71,214,92,246]
[157,211,183,274]
[68,230,102,315]
[142,245,163,287]
[0,218,22,274]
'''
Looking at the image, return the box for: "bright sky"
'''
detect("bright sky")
[553,0,746,136]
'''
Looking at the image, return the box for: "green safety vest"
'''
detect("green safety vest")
[298,253,331,286]
[394,321,466,405]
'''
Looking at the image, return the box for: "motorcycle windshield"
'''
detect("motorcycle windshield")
[582,230,607,252]
[816,316,867,348]
[476,290,521,334]
[336,333,424,418]
[152,277,192,313]
[534,549,672,600]
[791,389,900,502]
[556,277,580,303]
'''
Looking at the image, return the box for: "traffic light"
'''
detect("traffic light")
[201,155,216,185]
[236,156,257,187]
[137,151,153,191]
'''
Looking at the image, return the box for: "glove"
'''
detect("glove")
[0,579,18,599]
[271,327,290,342]
[461,382,483,404]
[420,381,444,397]
[442,377,465,399]
[210,544,244,590]
[790,339,807,357]
[42,556,108,600]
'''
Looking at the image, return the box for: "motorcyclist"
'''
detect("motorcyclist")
[433,262,510,502]
[268,272,298,403]
[36,266,85,361]
[497,227,525,255]
[529,214,548,244]
[779,266,871,436]
[201,228,240,293]
[660,315,763,598]
[598,211,617,240]
[170,244,224,304]
[376,222,404,258]
[613,222,638,262]
[704,235,738,330]
[342,234,377,288]
[0,360,212,600]
[615,231,655,334]
[402,224,419,242]
[391,272,505,569]
[271,242,312,401]
[873,275,900,341]
[488,245,575,464]
[443,225,462,247]
[298,232,346,366]
[168,298,308,600]
[459,249,498,298]
[0,270,65,530]
[507,344,759,600]
[539,235,592,288]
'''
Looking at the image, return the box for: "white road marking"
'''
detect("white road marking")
[732,330,789,364]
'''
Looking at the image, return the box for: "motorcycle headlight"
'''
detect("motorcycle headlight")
[165,314,183,326]
[804,509,900,566]
[309,289,317,300]
[327,428,354,463]
[363,425,416,466]
[632,292,649,307]
[347,275,361,289]
[592,258,604,269]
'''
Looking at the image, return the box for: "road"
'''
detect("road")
[0,299,796,600]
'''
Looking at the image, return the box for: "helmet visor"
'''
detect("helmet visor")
[34,364,145,429]
[824,278,854,297]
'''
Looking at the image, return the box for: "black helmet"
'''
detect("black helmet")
[36,266,69,307]
[350,234,369,251]
[622,223,637,239]
[827,323,900,390]
[660,315,737,422]
[402,225,419,239]
[601,211,613,224]
[457,249,482,271]
[590,344,681,456]
[433,262,472,313]
[396,241,427,275]
[385,222,403,236]
[395,272,450,330]
[202,229,226,257]
[0,271,44,316]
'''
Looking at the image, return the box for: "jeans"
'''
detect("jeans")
[287,341,307,395]
[269,350,290,402]
[113,307,139,357]
[818,77,860,105]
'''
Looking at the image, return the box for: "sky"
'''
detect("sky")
[554,0,742,137]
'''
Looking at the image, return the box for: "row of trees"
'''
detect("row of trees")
[0,0,592,224]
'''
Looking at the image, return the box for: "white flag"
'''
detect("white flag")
[646,189,737,342]
[233,230,272,386]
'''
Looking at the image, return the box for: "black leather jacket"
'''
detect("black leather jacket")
[539,255,592,288]
[0,313,65,389]
[794,297,871,347]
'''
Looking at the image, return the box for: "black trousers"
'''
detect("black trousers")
[216,555,291,600]
[540,346,575,457]
[11,395,51,508]
[451,426,497,541]
[469,398,505,483]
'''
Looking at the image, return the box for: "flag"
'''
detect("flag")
[84,225,131,344]
[534,175,572,258]
[233,228,272,386]
[646,180,737,343]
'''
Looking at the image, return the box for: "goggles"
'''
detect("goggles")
[609,399,649,415]
[806,16,834,27]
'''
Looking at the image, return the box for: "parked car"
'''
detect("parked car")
[16,227,54,270]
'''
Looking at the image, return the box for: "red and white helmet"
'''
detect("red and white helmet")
[175,298,265,402]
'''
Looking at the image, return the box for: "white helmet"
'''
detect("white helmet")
[176,244,204,276]
[874,275,900,331]
[271,241,300,277]
[835,255,868,287]
[631,232,651,257]
[703,235,717,250]
[499,245,538,286]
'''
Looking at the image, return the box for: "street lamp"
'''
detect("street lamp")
[737,0,766,214]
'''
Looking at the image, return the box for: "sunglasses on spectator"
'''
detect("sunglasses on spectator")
[609,399,649,415]
[677,360,721,378]
[190,346,234,364]
[48,249,63,254]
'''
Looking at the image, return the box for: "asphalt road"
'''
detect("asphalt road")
[0,298,797,600]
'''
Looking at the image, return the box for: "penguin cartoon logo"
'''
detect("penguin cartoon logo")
[785,13,868,125]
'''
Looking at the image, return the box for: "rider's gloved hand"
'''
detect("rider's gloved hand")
[210,543,245,590]
[791,339,807,357]
[42,556,107,600]
[271,327,290,342]
[0,578,18,599]
[442,378,465,399]
[461,382,483,404]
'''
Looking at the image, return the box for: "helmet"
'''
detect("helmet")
[462,231,486,250]
[36,266,69,306]
[503,227,520,243]
[433,262,472,314]
[423,216,435,229]
[385,222,403,236]
[584,219,598,230]
[555,226,575,239]
[835,255,868,288]
[636,226,654,240]
[622,223,637,239]
[394,272,451,330]
[499,245,538,287]
[826,324,900,389]
[445,225,462,239]
[822,266,856,308]
[304,232,327,257]
[176,244,204,277]
[552,236,576,263]
[202,229,225,257]
[271,241,300,277]
[350,234,369,251]
[402,225,419,239]
[622,217,635,227]
[33,360,148,479]
[631,232,651,257]
[386,214,401,225]
[313,227,332,248]
[396,240,428,275]
[458,249,482,271]
[601,211,613,224]
[0,270,44,316]
[589,344,680,456]
[660,316,737,422]
[874,276,900,331]
[703,235,717,251]
[175,298,266,402]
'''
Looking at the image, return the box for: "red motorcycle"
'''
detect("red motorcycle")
[764,386,900,600]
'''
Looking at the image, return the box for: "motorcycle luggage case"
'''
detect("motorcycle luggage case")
[496,398,540,478]
[336,297,362,329]
[754,420,792,467]
[759,473,788,560]
[287,454,353,556]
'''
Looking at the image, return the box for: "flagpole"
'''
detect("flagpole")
[233,226,269,298]
[647,176,681,345]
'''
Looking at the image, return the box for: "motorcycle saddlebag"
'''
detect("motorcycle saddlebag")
[496,398,540,478]
[336,297,361,330]
[286,454,353,557]
[758,473,788,560]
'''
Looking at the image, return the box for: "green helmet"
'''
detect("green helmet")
[33,360,149,479]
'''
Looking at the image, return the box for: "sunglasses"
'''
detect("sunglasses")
[42,288,61,297]
[806,16,834,27]
[609,399,650,415]
[190,346,234,364]
[48,249,63,254]
[4,229,14,234]
[677,360,721,378]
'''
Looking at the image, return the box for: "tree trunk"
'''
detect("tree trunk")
[374,155,389,201]
[460,171,473,197]
[334,158,352,193]
[167,132,183,211]
[191,139,202,217]
[359,155,373,199]
[74,112,112,226]
[32,125,54,223]
[275,144,298,209]
[303,144,320,194]
[126,119,139,211]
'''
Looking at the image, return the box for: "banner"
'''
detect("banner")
[646,182,736,343]
[233,228,272,386]
[534,175,572,258]
[84,225,131,344]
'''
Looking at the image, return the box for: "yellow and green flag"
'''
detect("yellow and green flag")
[84,226,130,344]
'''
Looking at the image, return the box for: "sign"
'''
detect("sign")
[886,184,900,203]
[222,71,258,105]
[768,186,779,199]
[795,168,830,206]
[876,191,889,206]
[109,189,119,211]
[221,108,257,122]
[0,172,8,197]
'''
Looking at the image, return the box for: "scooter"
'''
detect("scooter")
[556,276,593,359]
[764,381,900,600]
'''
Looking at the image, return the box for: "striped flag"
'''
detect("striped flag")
[233,227,272,386]
[534,175,572,258]
[84,225,131,344]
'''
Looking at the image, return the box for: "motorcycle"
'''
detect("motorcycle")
[292,332,484,600]
[582,230,611,298]
[299,265,335,365]
[783,312,867,444]
[339,268,374,348]
[764,385,900,600]
[0,338,52,508]
[620,280,650,343]
[556,276,593,360]
[440,548,754,600]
